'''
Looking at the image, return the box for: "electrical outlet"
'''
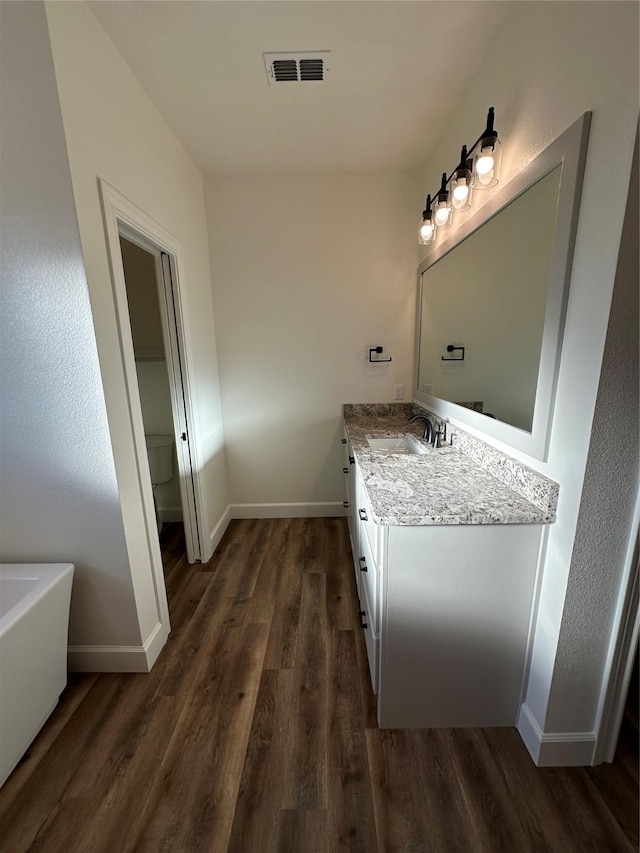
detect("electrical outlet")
[394,384,404,400]
[425,384,433,395]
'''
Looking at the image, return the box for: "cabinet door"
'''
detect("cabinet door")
[355,468,379,563]
[350,510,361,601]
[341,430,351,504]
[378,523,541,728]
[357,516,379,635]
[342,433,361,598]
[360,574,379,694]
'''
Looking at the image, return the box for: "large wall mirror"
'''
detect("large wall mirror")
[414,113,590,460]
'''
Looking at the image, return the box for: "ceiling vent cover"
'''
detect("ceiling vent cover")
[264,52,330,86]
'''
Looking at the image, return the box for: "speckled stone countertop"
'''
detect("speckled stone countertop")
[343,403,558,526]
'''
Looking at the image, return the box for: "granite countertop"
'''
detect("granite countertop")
[344,404,558,526]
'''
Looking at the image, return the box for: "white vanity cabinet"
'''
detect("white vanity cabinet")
[345,447,543,729]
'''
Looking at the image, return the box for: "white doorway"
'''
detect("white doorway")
[100,181,209,572]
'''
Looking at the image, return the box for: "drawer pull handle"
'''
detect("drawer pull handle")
[349,456,355,464]
[341,438,347,444]
[343,501,349,508]
[359,557,368,572]
[359,610,368,630]
[359,509,368,522]
[343,467,349,474]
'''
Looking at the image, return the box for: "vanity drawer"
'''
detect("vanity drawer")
[357,518,379,634]
[356,471,379,563]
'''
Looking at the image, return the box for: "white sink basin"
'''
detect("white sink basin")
[366,435,429,455]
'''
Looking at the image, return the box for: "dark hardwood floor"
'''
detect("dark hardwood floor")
[0,518,637,852]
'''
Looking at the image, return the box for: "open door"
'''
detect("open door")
[156,251,202,562]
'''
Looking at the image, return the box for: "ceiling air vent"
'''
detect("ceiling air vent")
[264,52,330,86]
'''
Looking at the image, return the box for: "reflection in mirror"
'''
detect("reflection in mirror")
[413,112,590,460]
[418,165,562,432]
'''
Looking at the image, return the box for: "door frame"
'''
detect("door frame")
[99,179,211,573]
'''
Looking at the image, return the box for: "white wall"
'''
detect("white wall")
[0,1,141,648]
[45,3,229,563]
[206,172,421,509]
[418,1,638,747]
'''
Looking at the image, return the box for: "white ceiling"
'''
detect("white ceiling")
[89,1,511,177]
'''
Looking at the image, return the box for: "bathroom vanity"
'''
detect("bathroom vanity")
[342,404,558,729]
[341,114,589,730]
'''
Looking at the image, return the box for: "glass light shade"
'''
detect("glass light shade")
[472,136,502,189]
[418,214,436,245]
[434,194,452,229]
[451,168,473,211]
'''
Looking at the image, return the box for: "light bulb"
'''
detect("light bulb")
[418,194,436,244]
[420,221,434,241]
[418,213,436,245]
[433,173,452,229]
[452,182,469,203]
[435,206,450,226]
[472,134,501,190]
[471,108,503,190]
[451,153,473,212]
[475,148,495,181]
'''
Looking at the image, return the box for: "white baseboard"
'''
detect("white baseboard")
[68,622,168,674]
[230,502,347,519]
[517,703,596,766]
[209,505,233,555]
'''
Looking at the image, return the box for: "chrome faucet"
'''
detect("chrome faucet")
[408,413,434,443]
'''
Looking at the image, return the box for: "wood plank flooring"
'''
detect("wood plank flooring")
[0,518,637,852]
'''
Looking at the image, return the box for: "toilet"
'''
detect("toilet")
[145,434,174,534]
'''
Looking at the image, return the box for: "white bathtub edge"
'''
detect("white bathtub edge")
[0,563,74,637]
[67,621,168,673]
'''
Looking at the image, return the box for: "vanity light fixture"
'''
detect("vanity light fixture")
[471,107,502,189]
[419,194,436,244]
[434,173,452,229]
[450,146,473,212]
[418,107,503,245]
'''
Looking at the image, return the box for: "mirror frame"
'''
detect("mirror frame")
[413,112,591,461]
